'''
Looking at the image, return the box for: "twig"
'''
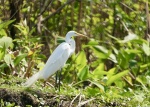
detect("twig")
[37,0,54,17]
[128,71,135,80]
[121,21,129,32]
[77,98,95,107]
[69,93,81,107]
[120,2,134,12]
[78,94,82,107]
[122,77,133,86]
[24,60,35,78]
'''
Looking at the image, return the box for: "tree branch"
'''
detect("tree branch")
[42,0,75,22]
[37,0,54,17]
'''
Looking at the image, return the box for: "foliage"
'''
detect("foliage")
[0,0,150,106]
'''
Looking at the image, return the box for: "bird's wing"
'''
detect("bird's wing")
[41,42,71,79]
[47,42,70,64]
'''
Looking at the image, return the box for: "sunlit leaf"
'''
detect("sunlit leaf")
[77,65,89,80]
[0,20,15,30]
[88,80,104,92]
[134,93,145,103]
[87,39,99,45]
[146,76,150,85]
[90,46,109,59]
[106,70,129,85]
[0,45,5,60]
[140,63,150,72]
[0,36,13,49]
[142,43,150,56]
[107,67,116,78]
[86,87,100,96]
[112,47,119,55]
[14,54,28,66]
[114,78,126,88]
[28,51,34,56]
[109,53,117,63]
[75,51,87,70]
[0,29,7,37]
[37,62,45,70]
[136,77,147,90]
[94,45,108,53]
[4,54,14,67]
[92,63,107,79]
[14,24,28,36]
[122,32,138,43]
[125,49,142,54]
[93,63,104,71]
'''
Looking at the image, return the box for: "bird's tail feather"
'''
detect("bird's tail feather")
[23,71,41,87]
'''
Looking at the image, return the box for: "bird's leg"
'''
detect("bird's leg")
[55,71,58,89]
[44,81,46,87]
[58,69,61,91]
[55,69,61,91]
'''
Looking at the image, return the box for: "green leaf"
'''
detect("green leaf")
[75,51,87,70]
[0,45,5,60]
[0,20,15,30]
[122,32,138,43]
[14,53,28,66]
[118,50,131,69]
[77,65,89,80]
[94,45,108,53]
[114,78,126,88]
[0,63,8,68]
[134,93,145,103]
[109,53,117,63]
[142,43,150,56]
[90,46,109,59]
[14,24,28,36]
[86,87,100,96]
[0,29,7,37]
[140,63,150,72]
[106,70,129,85]
[4,54,14,67]
[92,63,107,79]
[88,80,105,91]
[57,36,65,44]
[93,63,104,71]
[107,67,116,78]
[125,49,142,54]
[0,36,13,49]
[87,39,99,45]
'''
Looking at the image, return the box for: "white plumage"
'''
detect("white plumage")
[24,31,86,87]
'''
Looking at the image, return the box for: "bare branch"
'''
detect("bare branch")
[120,2,135,12]
[42,0,75,22]
[37,0,54,17]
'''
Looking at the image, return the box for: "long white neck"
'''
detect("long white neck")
[65,34,71,43]
[69,39,76,55]
[65,31,76,55]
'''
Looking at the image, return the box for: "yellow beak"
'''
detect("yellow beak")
[75,32,87,37]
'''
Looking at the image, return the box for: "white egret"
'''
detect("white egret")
[24,31,86,87]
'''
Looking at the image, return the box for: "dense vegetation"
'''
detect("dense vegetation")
[0,0,150,106]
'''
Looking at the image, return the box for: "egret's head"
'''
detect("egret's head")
[66,31,78,37]
[65,31,86,43]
